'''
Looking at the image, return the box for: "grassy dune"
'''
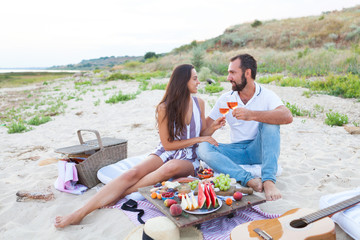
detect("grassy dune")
[0,72,73,88]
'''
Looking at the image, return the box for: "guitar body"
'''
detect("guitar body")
[230,208,335,240]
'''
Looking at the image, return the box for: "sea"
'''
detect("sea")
[0,68,80,73]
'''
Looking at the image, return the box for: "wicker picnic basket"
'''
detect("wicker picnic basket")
[55,129,127,188]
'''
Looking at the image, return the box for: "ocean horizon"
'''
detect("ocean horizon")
[0,68,80,73]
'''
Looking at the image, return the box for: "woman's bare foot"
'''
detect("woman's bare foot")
[54,210,85,228]
[263,180,281,201]
[246,178,263,192]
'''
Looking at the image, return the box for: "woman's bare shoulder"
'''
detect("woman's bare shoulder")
[196,97,204,104]
[157,102,166,110]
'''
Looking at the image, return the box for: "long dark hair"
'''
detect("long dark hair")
[156,64,194,141]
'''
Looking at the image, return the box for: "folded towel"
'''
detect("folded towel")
[54,161,88,195]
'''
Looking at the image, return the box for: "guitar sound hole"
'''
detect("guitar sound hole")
[290,219,308,228]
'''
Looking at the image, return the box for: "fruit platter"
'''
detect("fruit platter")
[182,182,222,215]
[138,169,266,228]
[146,172,247,217]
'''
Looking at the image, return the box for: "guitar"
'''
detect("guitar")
[230,194,360,240]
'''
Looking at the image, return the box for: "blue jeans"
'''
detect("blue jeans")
[197,123,280,186]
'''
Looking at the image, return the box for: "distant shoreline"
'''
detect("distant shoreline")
[0,69,81,73]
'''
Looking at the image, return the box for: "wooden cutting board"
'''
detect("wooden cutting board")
[139,186,265,228]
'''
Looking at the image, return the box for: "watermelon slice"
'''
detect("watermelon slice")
[204,182,212,209]
[208,183,219,208]
[197,181,206,209]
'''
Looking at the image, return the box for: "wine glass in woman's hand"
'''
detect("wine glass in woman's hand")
[219,101,229,129]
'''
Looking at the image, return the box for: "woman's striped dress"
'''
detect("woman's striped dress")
[152,97,202,170]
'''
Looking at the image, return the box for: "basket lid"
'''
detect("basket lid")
[55,137,127,155]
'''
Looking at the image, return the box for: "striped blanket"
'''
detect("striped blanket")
[109,199,279,240]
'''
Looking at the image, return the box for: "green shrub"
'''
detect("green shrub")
[145,57,158,63]
[94,99,100,106]
[346,56,359,75]
[309,74,360,98]
[325,111,348,126]
[207,63,228,75]
[138,80,149,91]
[257,63,285,74]
[285,102,309,116]
[204,83,224,93]
[124,61,142,68]
[257,75,283,84]
[302,90,313,98]
[191,47,205,70]
[297,48,310,59]
[27,115,51,126]
[279,77,308,87]
[105,91,138,104]
[198,67,212,82]
[151,83,167,90]
[313,104,324,113]
[7,121,31,134]
[144,52,157,59]
[251,20,262,28]
[74,81,92,86]
[107,72,134,81]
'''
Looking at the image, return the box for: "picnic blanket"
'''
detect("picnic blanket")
[108,199,279,240]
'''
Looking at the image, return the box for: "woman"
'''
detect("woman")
[55,64,223,228]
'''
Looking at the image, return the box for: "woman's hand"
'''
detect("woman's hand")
[212,116,226,130]
[200,136,219,146]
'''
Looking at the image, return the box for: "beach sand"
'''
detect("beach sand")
[0,73,359,239]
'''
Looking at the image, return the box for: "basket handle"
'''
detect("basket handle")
[77,129,104,150]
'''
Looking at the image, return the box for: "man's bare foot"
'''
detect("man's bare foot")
[54,210,85,228]
[246,178,263,192]
[263,180,281,201]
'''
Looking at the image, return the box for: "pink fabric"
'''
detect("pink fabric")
[108,199,279,240]
[54,161,88,195]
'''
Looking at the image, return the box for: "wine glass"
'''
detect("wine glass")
[219,101,229,129]
[226,94,240,126]
[226,94,238,110]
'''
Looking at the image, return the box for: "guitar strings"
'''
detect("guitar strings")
[249,194,360,235]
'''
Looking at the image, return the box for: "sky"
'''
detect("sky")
[0,0,359,68]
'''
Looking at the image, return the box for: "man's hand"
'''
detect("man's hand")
[232,105,293,124]
[232,107,252,121]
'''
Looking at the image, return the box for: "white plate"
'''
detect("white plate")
[183,196,222,215]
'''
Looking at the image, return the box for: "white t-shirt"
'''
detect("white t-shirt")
[209,82,283,143]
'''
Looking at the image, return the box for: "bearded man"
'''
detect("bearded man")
[198,54,293,201]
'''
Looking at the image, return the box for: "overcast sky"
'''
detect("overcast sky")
[0,0,359,68]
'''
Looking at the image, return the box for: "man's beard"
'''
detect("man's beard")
[232,73,247,92]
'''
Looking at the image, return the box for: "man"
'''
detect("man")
[198,54,293,201]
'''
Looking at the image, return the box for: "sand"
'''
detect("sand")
[0,73,359,239]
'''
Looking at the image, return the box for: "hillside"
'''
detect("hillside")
[49,55,143,70]
[194,5,360,52]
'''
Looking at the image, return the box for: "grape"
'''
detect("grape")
[188,180,199,190]
[214,173,232,192]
